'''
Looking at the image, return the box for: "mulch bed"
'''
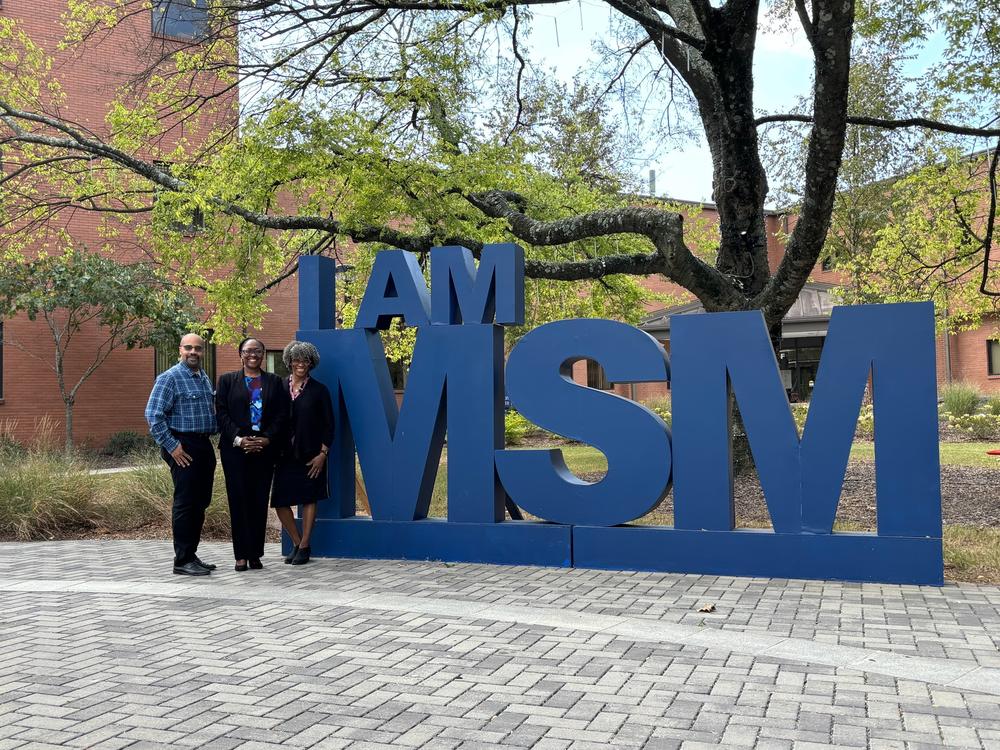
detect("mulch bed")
[576,460,1000,529]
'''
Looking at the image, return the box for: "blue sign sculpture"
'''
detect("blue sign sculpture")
[295,246,943,585]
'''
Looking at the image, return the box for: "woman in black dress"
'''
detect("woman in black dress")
[216,338,290,571]
[272,340,334,566]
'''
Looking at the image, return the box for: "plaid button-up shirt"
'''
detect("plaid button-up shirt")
[145,362,218,453]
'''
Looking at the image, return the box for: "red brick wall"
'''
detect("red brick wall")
[2,0,993,444]
[1,277,302,449]
[935,317,1000,395]
[0,0,239,447]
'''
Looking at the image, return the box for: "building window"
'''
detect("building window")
[266,351,290,380]
[152,0,210,41]
[989,340,1000,376]
[586,360,611,390]
[154,336,216,382]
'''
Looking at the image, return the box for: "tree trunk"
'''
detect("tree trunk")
[730,398,754,479]
[64,401,74,453]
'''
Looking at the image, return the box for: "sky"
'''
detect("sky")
[524,1,820,203]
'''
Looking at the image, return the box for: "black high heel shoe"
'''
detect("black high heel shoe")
[290,547,311,565]
[249,558,263,570]
[284,546,298,564]
[235,561,249,572]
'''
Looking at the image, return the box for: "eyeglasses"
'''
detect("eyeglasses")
[241,348,264,356]
[181,345,204,352]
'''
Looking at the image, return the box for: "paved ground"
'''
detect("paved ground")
[2,541,1000,749]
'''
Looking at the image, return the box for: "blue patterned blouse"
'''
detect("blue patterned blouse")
[244,375,263,431]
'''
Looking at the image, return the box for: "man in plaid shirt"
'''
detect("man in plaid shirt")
[145,333,219,576]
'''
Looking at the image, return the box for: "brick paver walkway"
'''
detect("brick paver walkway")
[1,540,1000,749]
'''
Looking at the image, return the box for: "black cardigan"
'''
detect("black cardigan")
[215,370,290,447]
[285,378,335,461]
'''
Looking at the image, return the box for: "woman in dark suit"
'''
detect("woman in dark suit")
[271,340,334,566]
[216,338,290,571]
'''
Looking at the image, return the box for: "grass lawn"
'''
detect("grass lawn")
[426,441,996,516]
[486,442,1000,472]
[851,441,1000,468]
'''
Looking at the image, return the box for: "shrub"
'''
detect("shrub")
[787,402,875,440]
[987,396,1000,416]
[947,413,1000,440]
[642,397,672,426]
[941,382,981,417]
[0,452,232,541]
[103,431,157,457]
[0,419,24,459]
[0,452,103,540]
[104,463,232,537]
[855,404,875,440]
[504,411,533,445]
[790,403,809,437]
[28,415,62,455]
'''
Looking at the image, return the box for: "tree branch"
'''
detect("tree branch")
[793,0,815,48]
[468,189,746,309]
[756,0,856,327]
[980,141,1000,296]
[756,113,1000,138]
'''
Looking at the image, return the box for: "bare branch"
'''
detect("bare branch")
[793,0,816,48]
[981,142,1000,296]
[756,113,1000,138]
[468,189,746,309]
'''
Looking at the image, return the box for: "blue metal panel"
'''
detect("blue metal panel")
[430,244,525,325]
[671,304,942,543]
[297,248,943,586]
[355,249,431,329]
[803,303,941,538]
[672,311,801,533]
[309,517,572,567]
[442,324,508,523]
[572,526,943,585]
[495,319,671,526]
[295,255,356,521]
[299,325,506,523]
[298,255,337,331]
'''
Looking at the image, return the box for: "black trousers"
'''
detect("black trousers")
[219,442,276,560]
[161,433,216,565]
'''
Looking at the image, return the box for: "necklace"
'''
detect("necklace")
[290,376,308,399]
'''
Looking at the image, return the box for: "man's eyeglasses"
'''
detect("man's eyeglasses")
[181,345,204,352]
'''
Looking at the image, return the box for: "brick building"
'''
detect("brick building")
[0,0,302,448]
[1,4,997,448]
[628,202,1000,402]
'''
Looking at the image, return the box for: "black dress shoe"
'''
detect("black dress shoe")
[249,558,263,570]
[192,556,217,571]
[284,546,299,564]
[290,547,311,565]
[234,562,249,572]
[173,561,210,576]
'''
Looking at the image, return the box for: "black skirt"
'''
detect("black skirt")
[271,455,328,507]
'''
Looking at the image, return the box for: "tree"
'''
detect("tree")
[0,249,201,450]
[0,1,998,345]
[837,149,1000,331]
[761,3,1000,330]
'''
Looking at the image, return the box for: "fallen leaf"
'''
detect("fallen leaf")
[698,604,716,613]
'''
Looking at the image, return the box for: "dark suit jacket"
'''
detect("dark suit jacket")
[215,370,290,448]
[285,378,335,461]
